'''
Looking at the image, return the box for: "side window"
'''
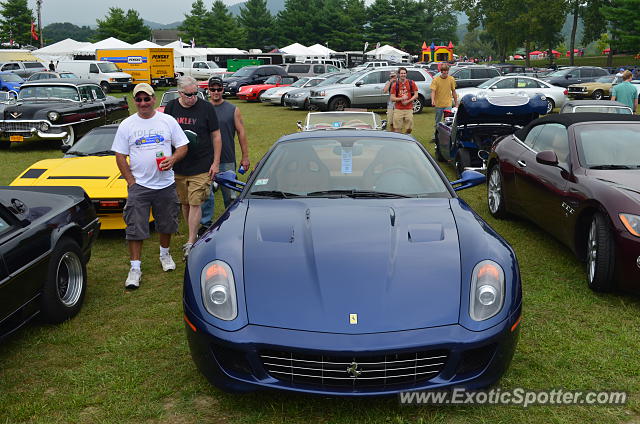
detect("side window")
[327,65,339,73]
[581,68,594,78]
[595,68,608,76]
[531,123,569,163]
[79,86,92,100]
[517,78,540,88]
[454,68,471,79]
[522,125,544,147]
[407,70,425,82]
[92,86,106,99]
[282,77,296,84]
[313,65,324,74]
[494,78,516,89]
[89,63,99,73]
[360,71,382,84]
[4,63,19,71]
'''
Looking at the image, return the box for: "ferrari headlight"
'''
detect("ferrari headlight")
[47,111,60,122]
[619,213,640,237]
[201,260,237,320]
[469,260,504,321]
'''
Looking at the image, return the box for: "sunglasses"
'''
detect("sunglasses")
[181,91,199,97]
[208,87,223,92]
[134,96,152,103]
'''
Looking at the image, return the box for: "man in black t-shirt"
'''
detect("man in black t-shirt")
[165,76,221,258]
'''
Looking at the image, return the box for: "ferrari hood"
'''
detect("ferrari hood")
[11,156,125,198]
[242,198,462,334]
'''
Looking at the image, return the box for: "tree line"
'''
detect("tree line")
[0,0,637,64]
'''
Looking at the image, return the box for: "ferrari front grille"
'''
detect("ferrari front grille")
[260,349,448,390]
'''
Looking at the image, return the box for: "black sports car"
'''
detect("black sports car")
[0,79,129,149]
[0,186,100,340]
[486,113,640,292]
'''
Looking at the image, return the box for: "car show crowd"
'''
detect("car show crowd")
[2,53,640,396]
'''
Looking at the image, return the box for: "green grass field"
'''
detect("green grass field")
[0,89,639,423]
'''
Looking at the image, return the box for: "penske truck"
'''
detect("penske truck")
[96,48,175,87]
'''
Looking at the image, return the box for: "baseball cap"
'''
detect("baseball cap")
[208,76,223,87]
[133,83,154,97]
[619,67,625,71]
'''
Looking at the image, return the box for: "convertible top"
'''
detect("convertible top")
[514,112,640,139]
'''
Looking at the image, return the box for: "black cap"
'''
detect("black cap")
[208,76,223,87]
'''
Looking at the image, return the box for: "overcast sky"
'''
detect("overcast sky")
[28,0,246,26]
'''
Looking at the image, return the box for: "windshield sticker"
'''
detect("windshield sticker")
[332,121,341,128]
[341,148,353,174]
[255,178,269,186]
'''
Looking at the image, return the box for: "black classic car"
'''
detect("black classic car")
[486,113,640,292]
[0,186,100,340]
[0,79,129,149]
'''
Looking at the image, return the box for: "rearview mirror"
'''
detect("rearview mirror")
[450,170,486,191]
[214,170,246,193]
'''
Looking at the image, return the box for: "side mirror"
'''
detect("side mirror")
[450,170,486,191]
[565,74,572,79]
[536,150,559,166]
[214,170,246,193]
[297,120,303,131]
[355,81,363,87]
[60,144,71,153]
[381,119,387,130]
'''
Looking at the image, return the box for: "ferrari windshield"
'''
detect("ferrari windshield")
[576,123,640,168]
[478,77,502,88]
[19,85,79,101]
[248,137,449,197]
[64,127,117,157]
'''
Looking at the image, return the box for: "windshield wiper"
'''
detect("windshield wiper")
[66,151,89,156]
[250,190,299,198]
[90,150,115,156]
[306,189,411,198]
[589,165,632,170]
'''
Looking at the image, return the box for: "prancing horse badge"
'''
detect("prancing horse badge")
[349,313,358,324]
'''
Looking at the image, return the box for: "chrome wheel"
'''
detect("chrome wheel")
[546,98,555,114]
[56,251,84,307]
[488,168,502,214]
[61,126,75,147]
[587,219,598,284]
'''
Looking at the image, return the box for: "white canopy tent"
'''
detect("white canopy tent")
[132,40,162,48]
[308,44,336,56]
[282,42,330,62]
[32,38,93,62]
[365,44,410,63]
[164,40,189,49]
[73,37,133,56]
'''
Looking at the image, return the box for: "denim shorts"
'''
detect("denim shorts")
[123,183,179,240]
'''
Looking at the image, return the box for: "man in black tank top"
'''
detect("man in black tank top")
[200,76,250,229]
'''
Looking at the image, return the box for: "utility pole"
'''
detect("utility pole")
[36,0,43,48]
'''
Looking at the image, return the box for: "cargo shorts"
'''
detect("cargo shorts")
[123,183,179,240]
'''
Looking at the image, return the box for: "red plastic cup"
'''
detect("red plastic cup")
[156,155,166,171]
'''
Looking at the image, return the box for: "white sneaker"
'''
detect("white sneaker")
[159,254,176,272]
[182,243,193,261]
[125,268,142,289]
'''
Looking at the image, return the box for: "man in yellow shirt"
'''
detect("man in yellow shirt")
[430,63,458,141]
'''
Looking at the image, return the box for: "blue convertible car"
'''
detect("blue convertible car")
[183,130,522,395]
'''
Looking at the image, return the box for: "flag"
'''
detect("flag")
[190,38,195,48]
[364,42,369,52]
[30,21,38,41]
[375,42,380,50]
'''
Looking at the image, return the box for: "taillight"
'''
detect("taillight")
[563,89,568,95]
[98,200,122,208]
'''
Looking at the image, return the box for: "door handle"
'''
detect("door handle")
[517,160,527,167]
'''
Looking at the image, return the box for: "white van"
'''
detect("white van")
[56,60,133,93]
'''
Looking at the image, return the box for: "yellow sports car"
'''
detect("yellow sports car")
[10,124,151,230]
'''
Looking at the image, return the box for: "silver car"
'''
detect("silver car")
[455,75,568,114]
[284,73,351,110]
[260,76,325,106]
[309,67,432,113]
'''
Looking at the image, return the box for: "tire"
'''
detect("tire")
[591,90,604,100]
[487,165,508,218]
[40,238,87,324]
[328,96,350,111]
[280,95,286,106]
[307,100,319,111]
[100,82,110,94]
[545,98,555,114]
[454,148,471,178]
[61,126,75,147]
[586,212,616,292]
[412,96,425,114]
[257,91,266,102]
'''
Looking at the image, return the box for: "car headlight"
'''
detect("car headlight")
[469,260,505,321]
[201,260,237,320]
[229,81,237,87]
[108,77,115,82]
[292,93,302,97]
[47,111,60,122]
[39,122,49,131]
[619,213,640,237]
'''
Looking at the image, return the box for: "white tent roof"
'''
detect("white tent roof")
[165,40,189,48]
[174,47,209,58]
[366,44,409,58]
[132,40,161,48]
[92,37,133,50]
[308,44,335,55]
[33,38,92,55]
[281,43,321,56]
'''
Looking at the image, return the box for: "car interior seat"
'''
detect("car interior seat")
[273,144,331,194]
[362,145,421,193]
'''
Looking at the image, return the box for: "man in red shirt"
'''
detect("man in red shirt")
[390,67,418,134]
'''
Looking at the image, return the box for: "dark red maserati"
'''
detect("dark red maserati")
[486,113,640,292]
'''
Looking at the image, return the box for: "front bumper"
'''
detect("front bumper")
[260,93,283,104]
[184,302,521,396]
[237,92,259,101]
[0,120,69,143]
[308,97,330,111]
[284,94,309,109]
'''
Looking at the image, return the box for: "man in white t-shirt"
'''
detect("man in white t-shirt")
[112,83,189,289]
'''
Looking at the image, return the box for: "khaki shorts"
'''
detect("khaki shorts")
[175,172,211,206]
[387,108,394,130]
[393,108,414,132]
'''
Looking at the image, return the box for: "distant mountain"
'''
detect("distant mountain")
[144,19,182,30]
[228,0,286,16]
